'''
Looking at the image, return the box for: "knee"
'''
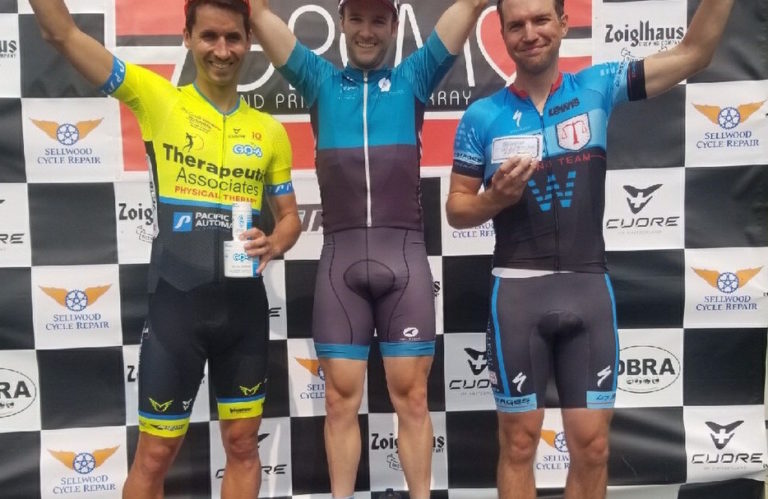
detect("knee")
[569,433,610,468]
[133,441,178,478]
[223,427,260,465]
[498,426,539,465]
[388,382,428,421]
[324,387,361,421]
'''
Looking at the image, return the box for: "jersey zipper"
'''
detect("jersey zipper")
[535,100,559,271]
[363,71,372,227]
[217,113,227,281]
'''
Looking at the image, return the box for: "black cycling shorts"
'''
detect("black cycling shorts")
[137,277,269,437]
[488,272,618,412]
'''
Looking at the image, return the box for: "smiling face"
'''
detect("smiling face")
[498,0,568,77]
[183,3,251,93]
[340,0,398,71]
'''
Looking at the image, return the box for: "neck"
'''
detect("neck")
[194,79,240,114]
[512,62,561,111]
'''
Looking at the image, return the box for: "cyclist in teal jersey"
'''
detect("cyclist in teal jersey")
[248,0,486,497]
[29,1,301,497]
[447,0,734,498]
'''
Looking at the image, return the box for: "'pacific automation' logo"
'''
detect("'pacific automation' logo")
[295,358,325,380]
[528,170,577,212]
[173,212,194,232]
[693,267,762,294]
[31,118,103,146]
[49,447,119,475]
[693,101,764,130]
[40,285,111,312]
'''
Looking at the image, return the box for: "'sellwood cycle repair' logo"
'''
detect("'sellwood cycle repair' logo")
[40,285,111,312]
[49,447,119,475]
[31,119,103,146]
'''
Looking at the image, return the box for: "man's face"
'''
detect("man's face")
[340,0,397,71]
[184,4,251,89]
[499,0,568,76]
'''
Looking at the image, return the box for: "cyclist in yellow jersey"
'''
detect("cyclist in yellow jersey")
[29,1,301,498]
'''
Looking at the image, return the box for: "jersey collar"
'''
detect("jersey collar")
[507,72,563,99]
[343,65,391,83]
[192,83,241,116]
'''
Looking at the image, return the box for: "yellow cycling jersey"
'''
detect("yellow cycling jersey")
[107,59,294,291]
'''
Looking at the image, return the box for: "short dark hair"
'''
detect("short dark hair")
[185,0,251,36]
[497,0,565,26]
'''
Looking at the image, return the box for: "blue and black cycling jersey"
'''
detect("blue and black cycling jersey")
[278,32,456,234]
[453,60,647,273]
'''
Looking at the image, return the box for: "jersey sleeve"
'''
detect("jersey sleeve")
[578,59,647,116]
[264,117,295,196]
[398,31,457,103]
[277,41,335,107]
[107,58,178,141]
[452,102,486,179]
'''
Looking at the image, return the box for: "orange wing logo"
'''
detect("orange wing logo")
[693,101,765,126]
[30,118,104,144]
[737,101,766,122]
[39,285,111,309]
[540,429,558,448]
[48,446,119,471]
[30,119,60,140]
[295,358,322,378]
[692,268,720,288]
[693,267,762,291]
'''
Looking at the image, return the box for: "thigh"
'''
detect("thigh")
[209,279,270,421]
[554,274,618,409]
[320,358,368,404]
[138,280,207,438]
[312,231,374,360]
[374,229,436,356]
[489,276,551,413]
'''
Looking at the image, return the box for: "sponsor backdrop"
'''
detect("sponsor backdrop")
[0,0,767,497]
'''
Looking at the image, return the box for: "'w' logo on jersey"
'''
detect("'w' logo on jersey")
[528,171,576,212]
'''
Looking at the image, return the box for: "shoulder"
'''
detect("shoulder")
[462,88,509,126]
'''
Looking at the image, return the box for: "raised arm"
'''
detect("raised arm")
[249,0,297,67]
[28,0,114,88]
[643,0,734,98]
[434,0,488,55]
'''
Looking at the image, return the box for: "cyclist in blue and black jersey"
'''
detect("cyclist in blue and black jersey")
[248,0,486,497]
[447,0,734,498]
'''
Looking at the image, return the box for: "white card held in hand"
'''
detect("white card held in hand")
[491,135,543,163]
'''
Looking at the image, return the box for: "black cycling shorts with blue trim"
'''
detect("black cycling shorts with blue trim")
[312,227,436,360]
[137,278,269,437]
[488,272,618,412]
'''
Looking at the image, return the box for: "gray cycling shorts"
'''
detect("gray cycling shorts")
[312,227,436,360]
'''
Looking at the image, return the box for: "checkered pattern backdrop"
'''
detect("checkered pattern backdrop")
[0,0,767,497]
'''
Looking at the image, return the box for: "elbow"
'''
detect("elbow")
[38,29,61,46]
[446,209,471,230]
[38,27,73,52]
[469,0,489,15]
